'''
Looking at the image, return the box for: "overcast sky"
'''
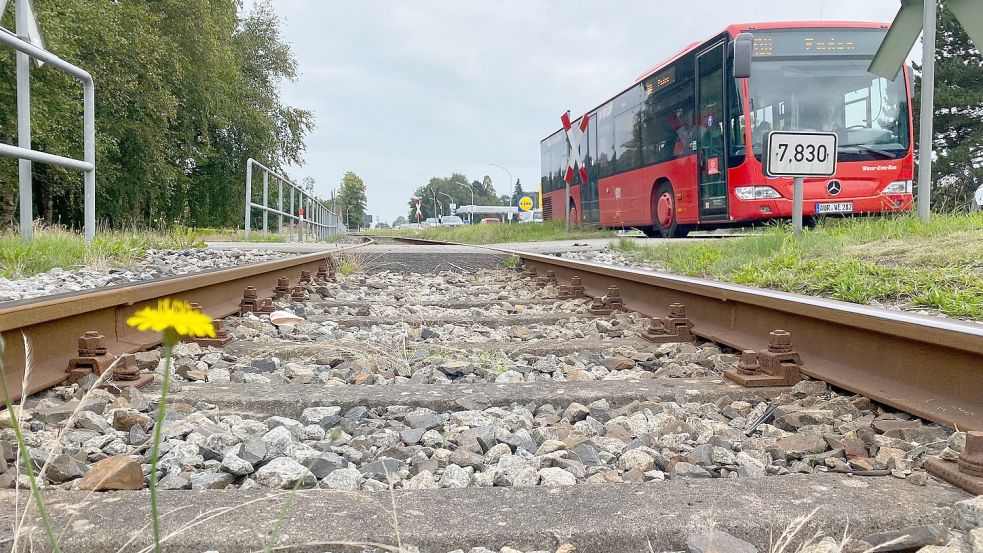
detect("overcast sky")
[275,0,907,223]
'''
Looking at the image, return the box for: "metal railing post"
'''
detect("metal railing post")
[262,171,268,234]
[83,79,95,242]
[16,0,32,240]
[289,187,294,241]
[244,159,253,239]
[277,178,283,237]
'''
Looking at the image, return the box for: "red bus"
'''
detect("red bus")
[540,22,914,237]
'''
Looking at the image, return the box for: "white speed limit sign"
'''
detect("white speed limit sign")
[764,131,838,178]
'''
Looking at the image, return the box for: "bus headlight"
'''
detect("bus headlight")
[882,180,913,194]
[735,186,783,200]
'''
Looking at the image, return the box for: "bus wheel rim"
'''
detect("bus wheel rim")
[658,192,674,227]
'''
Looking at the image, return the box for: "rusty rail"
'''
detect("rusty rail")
[508,250,982,431]
[0,244,365,400]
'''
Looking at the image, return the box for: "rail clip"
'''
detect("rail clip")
[924,431,983,495]
[557,276,586,299]
[642,303,694,343]
[724,330,802,387]
[589,285,625,315]
[240,286,274,315]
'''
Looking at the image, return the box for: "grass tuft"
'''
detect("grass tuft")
[615,213,983,319]
[372,220,614,245]
[0,336,62,552]
[0,224,208,279]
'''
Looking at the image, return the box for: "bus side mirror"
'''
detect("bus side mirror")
[733,32,753,79]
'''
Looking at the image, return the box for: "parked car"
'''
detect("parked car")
[480,217,501,224]
[440,215,466,227]
[422,217,439,228]
[374,222,391,229]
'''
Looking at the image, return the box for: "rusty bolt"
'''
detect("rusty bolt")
[78,331,107,356]
[290,286,305,302]
[571,276,582,286]
[669,303,686,318]
[243,286,258,299]
[277,277,289,288]
[737,350,760,375]
[607,285,621,298]
[768,330,793,353]
[189,302,202,310]
[300,270,313,284]
[958,431,983,477]
[590,297,606,309]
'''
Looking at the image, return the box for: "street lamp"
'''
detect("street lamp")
[438,192,454,218]
[466,181,476,224]
[488,162,514,223]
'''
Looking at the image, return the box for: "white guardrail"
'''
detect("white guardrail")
[0,9,96,242]
[244,158,345,241]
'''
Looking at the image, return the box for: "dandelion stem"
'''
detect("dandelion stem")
[149,334,176,552]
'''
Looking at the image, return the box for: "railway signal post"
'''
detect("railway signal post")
[763,131,838,237]
[561,110,589,232]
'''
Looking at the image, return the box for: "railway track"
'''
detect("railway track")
[1,241,981,552]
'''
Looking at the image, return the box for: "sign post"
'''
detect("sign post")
[763,131,838,237]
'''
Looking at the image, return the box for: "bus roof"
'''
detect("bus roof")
[542,21,890,143]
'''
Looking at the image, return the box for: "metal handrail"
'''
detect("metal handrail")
[244,158,344,241]
[0,19,96,241]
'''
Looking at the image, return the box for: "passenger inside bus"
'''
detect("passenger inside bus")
[672,110,697,157]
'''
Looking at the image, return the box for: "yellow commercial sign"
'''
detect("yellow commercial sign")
[518,196,534,212]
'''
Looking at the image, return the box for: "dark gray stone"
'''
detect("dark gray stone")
[862,524,948,550]
[572,444,601,466]
[301,453,348,479]
[359,459,401,478]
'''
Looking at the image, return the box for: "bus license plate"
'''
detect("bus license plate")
[816,202,853,214]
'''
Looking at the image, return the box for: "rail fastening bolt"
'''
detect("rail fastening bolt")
[768,330,793,353]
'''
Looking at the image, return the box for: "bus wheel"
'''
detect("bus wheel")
[652,182,689,238]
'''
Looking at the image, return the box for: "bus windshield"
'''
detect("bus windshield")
[746,33,910,163]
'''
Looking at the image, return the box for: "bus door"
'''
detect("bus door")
[696,41,728,220]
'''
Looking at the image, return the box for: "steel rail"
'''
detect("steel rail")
[0,243,366,400]
[507,250,982,431]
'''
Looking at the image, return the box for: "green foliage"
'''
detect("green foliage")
[502,255,520,269]
[338,171,367,229]
[0,0,312,231]
[912,0,983,211]
[616,213,983,318]
[408,173,504,220]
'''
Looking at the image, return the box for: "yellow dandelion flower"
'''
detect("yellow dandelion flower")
[126,299,216,339]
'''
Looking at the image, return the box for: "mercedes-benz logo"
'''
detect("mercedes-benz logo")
[827,180,842,196]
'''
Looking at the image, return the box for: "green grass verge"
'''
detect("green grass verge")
[615,212,983,319]
[373,220,614,244]
[0,226,207,279]
[196,228,288,243]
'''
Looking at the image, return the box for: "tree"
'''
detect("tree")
[513,178,524,201]
[913,0,983,211]
[481,175,496,198]
[338,171,367,228]
[0,0,312,230]
[406,173,504,220]
[393,216,407,227]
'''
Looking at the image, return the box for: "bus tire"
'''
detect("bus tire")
[652,182,689,238]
